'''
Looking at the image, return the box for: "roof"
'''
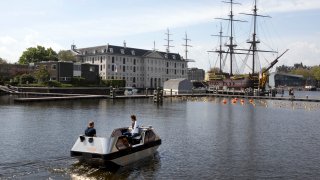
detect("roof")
[270,72,304,78]
[74,44,184,61]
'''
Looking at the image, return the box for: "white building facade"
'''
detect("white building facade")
[72,44,188,88]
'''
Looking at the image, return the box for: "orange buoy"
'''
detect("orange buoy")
[223,99,227,104]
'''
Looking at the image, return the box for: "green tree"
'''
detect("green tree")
[20,74,35,84]
[311,66,320,81]
[290,68,313,78]
[0,57,8,64]
[19,45,58,64]
[58,50,76,61]
[34,66,50,83]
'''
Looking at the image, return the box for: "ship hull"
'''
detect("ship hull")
[208,77,257,89]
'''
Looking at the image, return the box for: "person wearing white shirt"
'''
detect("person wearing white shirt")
[123,115,140,137]
[130,115,139,137]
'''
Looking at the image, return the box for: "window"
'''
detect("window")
[174,63,176,68]
[112,65,114,71]
[121,49,125,54]
[123,58,126,64]
[131,50,135,55]
[123,66,126,72]
[182,63,184,68]
[166,69,169,74]
[172,55,176,59]
[164,54,168,59]
[166,62,169,67]
[133,77,136,83]
[133,66,136,72]
[109,48,113,53]
[112,57,114,63]
[175,69,176,74]
[100,57,103,63]
[90,66,95,72]
[133,59,136,65]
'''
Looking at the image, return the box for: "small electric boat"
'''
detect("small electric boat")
[70,126,161,167]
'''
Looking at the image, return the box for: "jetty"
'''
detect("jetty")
[1,85,319,103]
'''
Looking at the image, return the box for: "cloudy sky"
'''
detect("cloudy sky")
[1,0,320,72]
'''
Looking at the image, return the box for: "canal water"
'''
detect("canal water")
[0,93,320,179]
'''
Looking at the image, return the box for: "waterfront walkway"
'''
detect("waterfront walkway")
[12,93,320,102]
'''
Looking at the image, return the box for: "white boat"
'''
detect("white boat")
[70,126,161,167]
[124,87,138,95]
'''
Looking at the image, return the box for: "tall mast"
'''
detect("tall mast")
[182,32,192,61]
[216,0,246,76]
[240,0,272,74]
[209,24,228,73]
[164,28,174,53]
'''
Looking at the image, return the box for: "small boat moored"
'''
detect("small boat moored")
[70,125,161,167]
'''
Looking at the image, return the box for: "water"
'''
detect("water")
[1,94,320,179]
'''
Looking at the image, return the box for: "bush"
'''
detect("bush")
[20,74,35,84]
[71,77,87,86]
[101,80,125,87]
[46,80,62,87]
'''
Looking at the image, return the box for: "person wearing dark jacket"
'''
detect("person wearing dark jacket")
[85,121,96,137]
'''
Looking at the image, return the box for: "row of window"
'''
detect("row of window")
[85,56,186,68]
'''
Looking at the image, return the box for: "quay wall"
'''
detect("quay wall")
[16,87,111,95]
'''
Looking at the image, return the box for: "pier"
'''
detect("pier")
[10,92,320,103]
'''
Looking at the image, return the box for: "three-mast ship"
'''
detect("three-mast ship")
[207,0,288,94]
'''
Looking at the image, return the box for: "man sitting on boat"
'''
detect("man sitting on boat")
[85,121,96,137]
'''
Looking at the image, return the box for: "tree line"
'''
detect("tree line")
[276,63,320,81]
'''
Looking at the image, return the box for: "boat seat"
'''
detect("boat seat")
[131,134,142,145]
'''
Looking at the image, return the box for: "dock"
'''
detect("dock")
[11,93,320,103]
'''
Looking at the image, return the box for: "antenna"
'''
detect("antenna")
[182,32,192,61]
[164,28,174,53]
[153,41,158,51]
[215,0,247,75]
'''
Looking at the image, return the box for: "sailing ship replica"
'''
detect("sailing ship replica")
[207,0,288,95]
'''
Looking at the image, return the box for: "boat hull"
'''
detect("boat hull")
[71,139,161,167]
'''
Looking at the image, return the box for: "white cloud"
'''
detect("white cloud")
[0,30,64,63]
[285,41,320,65]
[0,36,17,45]
[259,0,320,13]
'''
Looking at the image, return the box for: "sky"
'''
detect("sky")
[1,0,320,72]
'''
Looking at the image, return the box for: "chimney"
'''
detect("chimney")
[123,40,127,48]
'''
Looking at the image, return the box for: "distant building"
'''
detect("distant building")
[71,43,188,88]
[33,61,99,83]
[163,78,193,95]
[34,62,73,82]
[269,72,305,88]
[73,63,99,83]
[0,64,30,79]
[187,68,205,81]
